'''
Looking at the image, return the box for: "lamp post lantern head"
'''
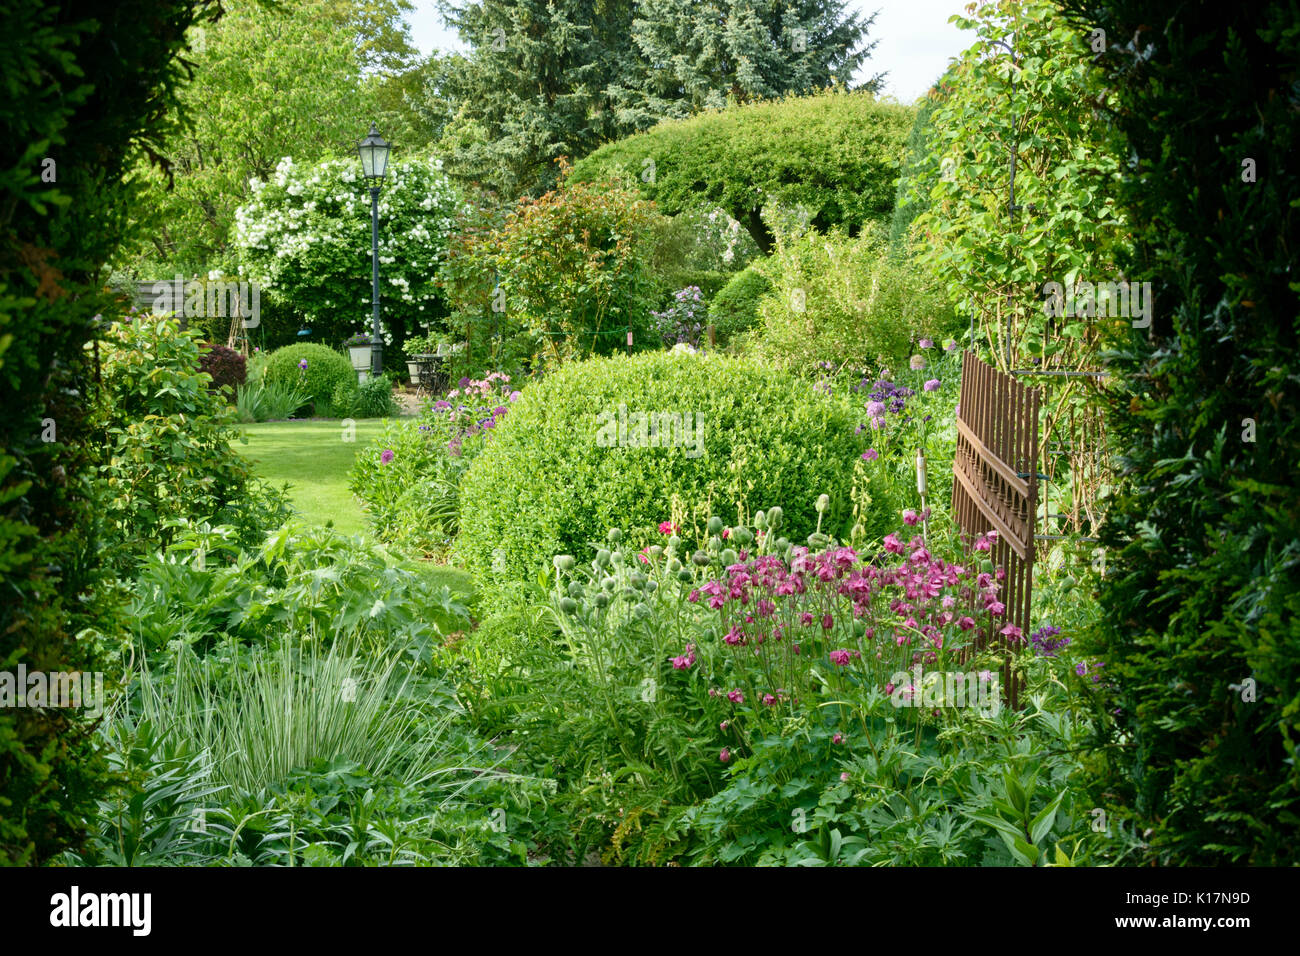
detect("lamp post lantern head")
[358,123,390,182]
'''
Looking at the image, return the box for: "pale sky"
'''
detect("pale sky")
[404,1,973,105]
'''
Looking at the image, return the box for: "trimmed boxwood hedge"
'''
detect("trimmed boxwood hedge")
[455,350,865,604]
[569,91,915,254]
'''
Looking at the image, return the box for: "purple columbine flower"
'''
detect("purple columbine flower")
[862,448,878,461]
[458,376,471,388]
[298,359,308,370]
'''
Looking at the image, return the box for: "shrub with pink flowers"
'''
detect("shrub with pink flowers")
[496,496,1100,865]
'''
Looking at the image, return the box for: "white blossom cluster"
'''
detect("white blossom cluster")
[233,155,460,323]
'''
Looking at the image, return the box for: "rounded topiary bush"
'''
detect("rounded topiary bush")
[263,343,357,416]
[709,266,771,342]
[456,350,865,600]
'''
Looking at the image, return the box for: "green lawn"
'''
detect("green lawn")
[234,418,477,604]
[236,419,387,535]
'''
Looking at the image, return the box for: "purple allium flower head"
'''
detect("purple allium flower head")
[924,379,940,392]
[380,448,394,465]
[919,338,934,349]
[862,448,878,460]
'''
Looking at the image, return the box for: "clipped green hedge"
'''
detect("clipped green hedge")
[1061,0,1300,864]
[569,92,915,254]
[709,266,771,343]
[455,351,864,602]
[263,343,356,417]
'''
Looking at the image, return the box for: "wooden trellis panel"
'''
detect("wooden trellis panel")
[952,351,1041,708]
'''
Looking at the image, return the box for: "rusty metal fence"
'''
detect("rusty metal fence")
[951,351,1041,708]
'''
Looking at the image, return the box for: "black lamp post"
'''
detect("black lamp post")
[358,123,391,376]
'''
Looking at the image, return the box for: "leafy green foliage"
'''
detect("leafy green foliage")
[455,350,865,605]
[570,92,915,253]
[263,343,358,417]
[350,373,518,556]
[605,0,881,129]
[1059,0,1300,864]
[93,315,291,573]
[120,0,383,274]
[708,266,771,343]
[0,0,228,866]
[235,377,313,424]
[753,227,959,372]
[458,172,666,367]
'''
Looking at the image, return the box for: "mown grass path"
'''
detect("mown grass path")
[235,419,387,534]
[233,418,477,604]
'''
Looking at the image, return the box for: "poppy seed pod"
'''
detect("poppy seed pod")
[720,548,738,566]
[754,510,768,530]
[691,550,711,567]
[595,549,611,567]
[593,592,610,609]
[553,554,575,572]
[707,516,724,535]
[767,506,783,528]
[815,494,830,513]
[607,528,622,544]
[610,550,624,566]
[559,597,579,615]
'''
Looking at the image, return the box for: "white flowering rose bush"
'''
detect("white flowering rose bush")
[234,155,462,345]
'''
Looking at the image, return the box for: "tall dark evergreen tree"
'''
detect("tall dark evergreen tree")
[608,0,880,130]
[435,0,879,197]
[437,0,638,196]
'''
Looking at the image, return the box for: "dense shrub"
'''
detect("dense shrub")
[709,266,771,343]
[263,343,357,417]
[569,92,915,253]
[754,228,959,373]
[0,0,223,864]
[1060,0,1300,864]
[471,171,666,368]
[93,315,291,568]
[646,207,759,303]
[455,351,866,601]
[198,342,248,395]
